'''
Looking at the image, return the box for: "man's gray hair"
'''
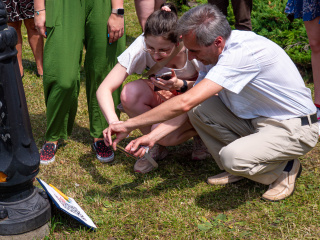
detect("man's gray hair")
[176,4,231,47]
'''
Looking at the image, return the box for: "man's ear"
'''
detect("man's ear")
[214,36,223,47]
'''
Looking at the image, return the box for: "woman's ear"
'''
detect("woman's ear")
[176,35,183,47]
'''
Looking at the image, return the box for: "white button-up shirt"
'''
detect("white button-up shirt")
[197,30,315,120]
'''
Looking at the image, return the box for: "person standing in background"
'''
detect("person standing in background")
[208,0,252,31]
[34,0,126,164]
[134,0,165,31]
[2,0,43,77]
[285,0,320,129]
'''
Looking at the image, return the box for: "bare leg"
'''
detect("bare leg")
[156,120,197,146]
[24,18,44,76]
[121,79,163,134]
[155,0,166,11]
[304,17,320,105]
[8,21,23,76]
[134,0,166,31]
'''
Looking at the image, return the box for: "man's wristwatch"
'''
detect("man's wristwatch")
[177,80,188,93]
[112,8,124,15]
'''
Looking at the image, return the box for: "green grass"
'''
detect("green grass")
[17,0,320,239]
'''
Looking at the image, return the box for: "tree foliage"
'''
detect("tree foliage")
[177,0,311,69]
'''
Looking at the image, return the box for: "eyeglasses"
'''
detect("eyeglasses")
[143,46,175,57]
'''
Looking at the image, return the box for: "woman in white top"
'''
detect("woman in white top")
[97,3,209,173]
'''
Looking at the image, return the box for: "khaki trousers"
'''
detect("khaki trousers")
[188,96,318,185]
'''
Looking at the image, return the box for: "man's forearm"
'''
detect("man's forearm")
[124,94,187,132]
[122,78,223,132]
[147,113,190,143]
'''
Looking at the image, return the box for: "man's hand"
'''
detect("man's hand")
[107,14,124,44]
[125,134,156,158]
[34,11,46,38]
[103,121,130,150]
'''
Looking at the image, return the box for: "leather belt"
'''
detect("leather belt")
[300,113,318,126]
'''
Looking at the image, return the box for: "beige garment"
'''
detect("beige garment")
[188,96,318,185]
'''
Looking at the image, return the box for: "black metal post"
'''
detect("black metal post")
[0,1,51,235]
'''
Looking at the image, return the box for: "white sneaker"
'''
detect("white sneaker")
[134,144,168,173]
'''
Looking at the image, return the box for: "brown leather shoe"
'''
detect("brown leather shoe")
[262,159,302,201]
[207,172,244,185]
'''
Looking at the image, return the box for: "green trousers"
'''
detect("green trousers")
[43,0,125,141]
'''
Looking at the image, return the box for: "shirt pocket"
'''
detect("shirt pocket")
[45,0,62,27]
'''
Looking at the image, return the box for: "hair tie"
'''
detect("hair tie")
[161,6,171,12]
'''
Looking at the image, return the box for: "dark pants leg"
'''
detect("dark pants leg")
[207,0,252,31]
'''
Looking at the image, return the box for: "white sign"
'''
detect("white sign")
[37,178,97,230]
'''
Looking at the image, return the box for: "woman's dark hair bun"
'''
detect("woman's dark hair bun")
[144,2,179,43]
[160,2,178,15]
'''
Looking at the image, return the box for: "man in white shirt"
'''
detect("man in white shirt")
[103,4,318,201]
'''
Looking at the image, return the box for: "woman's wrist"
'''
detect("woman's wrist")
[176,79,184,90]
[177,80,188,93]
[34,9,45,15]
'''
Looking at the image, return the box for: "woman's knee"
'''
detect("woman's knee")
[309,38,320,54]
[121,82,141,105]
[121,80,152,107]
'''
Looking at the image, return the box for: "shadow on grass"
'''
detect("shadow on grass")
[126,34,137,46]
[195,180,267,211]
[78,152,113,185]
[81,140,257,200]
[78,139,267,210]
[77,137,138,185]
[29,112,93,148]
[68,123,92,145]
[22,59,38,75]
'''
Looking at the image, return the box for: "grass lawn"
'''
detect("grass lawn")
[17,0,320,239]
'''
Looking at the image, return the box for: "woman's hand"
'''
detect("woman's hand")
[151,69,183,91]
[34,11,46,38]
[107,13,124,44]
[103,121,129,150]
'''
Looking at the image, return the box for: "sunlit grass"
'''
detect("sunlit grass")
[18,0,320,239]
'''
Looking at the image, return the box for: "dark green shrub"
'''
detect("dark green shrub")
[176,0,311,78]
[252,0,310,68]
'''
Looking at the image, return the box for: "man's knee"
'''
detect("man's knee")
[219,146,239,173]
[219,145,254,176]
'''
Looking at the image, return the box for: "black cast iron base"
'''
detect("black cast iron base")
[0,187,51,235]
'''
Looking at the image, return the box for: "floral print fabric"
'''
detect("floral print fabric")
[2,0,34,23]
